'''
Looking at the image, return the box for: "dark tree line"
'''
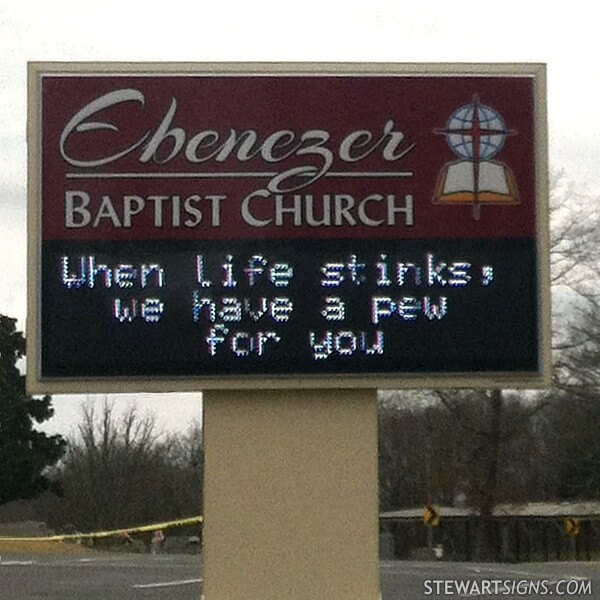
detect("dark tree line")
[0,315,66,506]
[378,390,551,512]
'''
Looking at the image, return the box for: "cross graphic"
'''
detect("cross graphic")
[435,94,517,220]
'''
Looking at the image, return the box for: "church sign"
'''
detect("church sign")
[27,63,550,393]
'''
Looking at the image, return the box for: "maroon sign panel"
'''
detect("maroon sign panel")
[28,63,550,392]
[42,74,537,241]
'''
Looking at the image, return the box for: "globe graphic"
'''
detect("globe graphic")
[445,103,507,161]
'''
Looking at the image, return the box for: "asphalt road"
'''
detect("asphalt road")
[0,553,202,600]
[1,552,598,599]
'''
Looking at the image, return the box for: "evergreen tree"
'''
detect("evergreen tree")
[0,314,66,505]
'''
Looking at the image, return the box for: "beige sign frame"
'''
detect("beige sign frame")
[27,62,551,394]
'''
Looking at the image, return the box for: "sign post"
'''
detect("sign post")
[203,389,378,600]
[28,62,549,600]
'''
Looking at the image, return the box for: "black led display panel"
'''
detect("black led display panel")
[41,238,539,378]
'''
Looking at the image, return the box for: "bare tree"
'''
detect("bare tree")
[48,400,203,534]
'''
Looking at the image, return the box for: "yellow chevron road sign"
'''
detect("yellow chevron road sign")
[564,517,581,537]
[423,504,441,527]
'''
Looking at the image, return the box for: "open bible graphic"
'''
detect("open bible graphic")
[434,94,519,220]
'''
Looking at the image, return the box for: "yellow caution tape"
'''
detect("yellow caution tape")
[0,515,203,542]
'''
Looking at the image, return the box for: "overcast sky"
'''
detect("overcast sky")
[1,1,598,436]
